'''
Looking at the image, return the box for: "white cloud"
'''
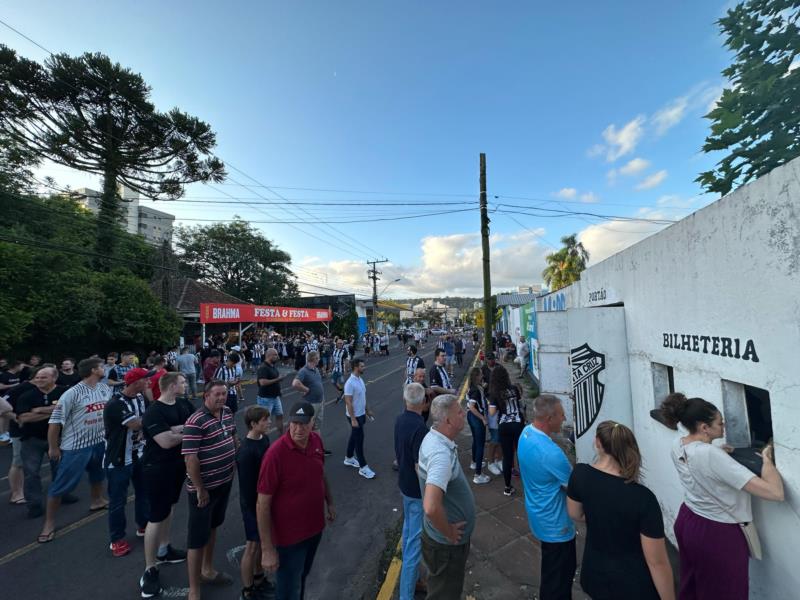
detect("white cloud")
[652,96,689,135]
[790,59,800,72]
[580,192,600,203]
[635,169,668,191]
[578,207,678,264]
[555,187,577,199]
[299,229,552,297]
[599,116,646,162]
[619,157,650,176]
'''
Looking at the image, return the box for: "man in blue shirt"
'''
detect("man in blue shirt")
[518,394,575,600]
[393,382,429,599]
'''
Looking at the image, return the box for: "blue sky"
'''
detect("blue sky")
[3,1,736,297]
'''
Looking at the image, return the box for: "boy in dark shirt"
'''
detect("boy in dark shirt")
[236,405,272,600]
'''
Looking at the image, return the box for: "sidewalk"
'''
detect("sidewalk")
[454,426,589,600]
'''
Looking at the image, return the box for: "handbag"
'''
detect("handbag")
[739,521,762,560]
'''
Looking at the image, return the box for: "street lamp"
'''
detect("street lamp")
[375,277,402,333]
[379,277,402,297]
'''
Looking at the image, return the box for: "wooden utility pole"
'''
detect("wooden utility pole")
[479,153,493,351]
[367,258,389,332]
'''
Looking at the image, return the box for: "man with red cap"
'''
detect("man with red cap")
[103,367,153,557]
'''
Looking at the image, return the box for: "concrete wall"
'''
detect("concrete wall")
[535,157,800,598]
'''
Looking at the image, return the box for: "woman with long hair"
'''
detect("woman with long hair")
[660,393,784,600]
[488,364,524,496]
[567,421,675,600]
[466,367,490,484]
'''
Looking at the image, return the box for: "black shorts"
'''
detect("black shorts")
[187,481,232,549]
[144,461,186,523]
[241,506,259,542]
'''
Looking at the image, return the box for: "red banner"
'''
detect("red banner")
[200,303,332,324]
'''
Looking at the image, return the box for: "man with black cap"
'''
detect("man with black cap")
[257,401,335,600]
[103,366,153,557]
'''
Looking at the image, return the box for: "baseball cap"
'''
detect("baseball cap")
[288,401,315,424]
[124,367,156,385]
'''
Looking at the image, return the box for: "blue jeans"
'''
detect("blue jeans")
[107,461,149,543]
[399,495,423,600]
[467,412,487,475]
[276,532,322,600]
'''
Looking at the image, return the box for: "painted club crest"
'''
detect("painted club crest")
[570,343,606,438]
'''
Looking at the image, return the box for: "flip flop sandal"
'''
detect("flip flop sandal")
[37,531,55,544]
[200,571,234,586]
[9,498,27,505]
[89,504,109,512]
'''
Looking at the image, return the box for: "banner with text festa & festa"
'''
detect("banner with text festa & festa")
[200,303,332,324]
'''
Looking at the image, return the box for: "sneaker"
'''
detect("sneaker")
[136,527,146,538]
[503,486,516,496]
[473,474,491,484]
[469,461,486,470]
[343,456,360,468]
[140,567,162,599]
[156,544,187,564]
[110,539,132,557]
[358,465,376,479]
[487,462,502,476]
[0,432,10,445]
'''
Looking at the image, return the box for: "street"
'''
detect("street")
[0,341,476,599]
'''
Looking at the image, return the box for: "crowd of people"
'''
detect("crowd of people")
[3,323,785,600]
[392,339,787,600]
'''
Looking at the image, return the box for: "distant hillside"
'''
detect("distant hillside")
[394,296,481,310]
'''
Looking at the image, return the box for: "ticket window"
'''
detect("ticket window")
[649,362,676,427]
[722,380,773,473]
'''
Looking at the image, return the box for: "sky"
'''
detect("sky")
[2,1,738,299]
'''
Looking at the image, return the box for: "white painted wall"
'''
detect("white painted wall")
[536,157,800,598]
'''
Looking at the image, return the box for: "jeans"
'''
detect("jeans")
[345,415,367,467]
[499,421,525,487]
[421,530,470,600]
[276,532,322,600]
[20,437,58,509]
[466,412,486,475]
[107,461,149,543]
[399,495,424,600]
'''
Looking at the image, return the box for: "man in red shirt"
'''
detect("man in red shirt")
[149,356,167,401]
[256,401,335,599]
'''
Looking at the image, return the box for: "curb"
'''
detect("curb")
[374,351,482,599]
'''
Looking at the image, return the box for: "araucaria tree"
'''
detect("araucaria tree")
[697,0,800,196]
[542,234,590,291]
[0,46,225,264]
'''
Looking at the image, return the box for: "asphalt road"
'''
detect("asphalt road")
[0,340,477,599]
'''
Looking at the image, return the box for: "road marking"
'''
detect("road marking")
[0,494,135,566]
[375,540,402,600]
[373,350,480,599]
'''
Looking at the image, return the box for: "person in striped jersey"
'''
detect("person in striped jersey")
[404,345,425,386]
[38,357,112,543]
[215,356,241,415]
[331,339,350,403]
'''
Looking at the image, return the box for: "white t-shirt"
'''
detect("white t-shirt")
[670,437,755,523]
[344,374,367,417]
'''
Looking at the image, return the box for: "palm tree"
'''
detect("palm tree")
[542,234,590,291]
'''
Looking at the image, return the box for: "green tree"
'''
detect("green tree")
[175,218,298,304]
[542,234,589,291]
[377,311,400,330]
[697,0,800,195]
[331,308,358,339]
[0,45,225,265]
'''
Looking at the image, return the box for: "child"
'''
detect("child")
[236,406,273,600]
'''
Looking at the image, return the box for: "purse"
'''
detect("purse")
[739,521,762,560]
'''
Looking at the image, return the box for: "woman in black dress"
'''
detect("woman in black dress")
[567,421,675,600]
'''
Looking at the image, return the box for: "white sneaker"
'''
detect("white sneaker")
[473,474,491,484]
[469,461,487,470]
[343,457,360,468]
[487,461,502,476]
[358,465,376,479]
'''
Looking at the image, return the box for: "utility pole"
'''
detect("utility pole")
[367,258,389,332]
[479,153,493,351]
